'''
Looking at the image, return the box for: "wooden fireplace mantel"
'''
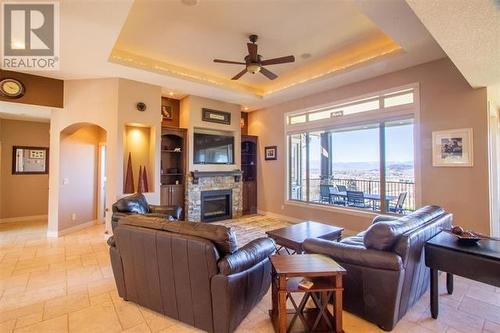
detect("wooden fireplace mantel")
[191,170,243,184]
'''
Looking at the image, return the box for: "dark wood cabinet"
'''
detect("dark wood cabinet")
[161,127,187,219]
[242,135,257,215]
[161,184,184,208]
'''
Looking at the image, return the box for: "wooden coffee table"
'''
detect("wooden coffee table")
[266,221,344,254]
[269,254,346,333]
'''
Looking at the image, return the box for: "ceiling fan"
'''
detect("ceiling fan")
[213,34,295,80]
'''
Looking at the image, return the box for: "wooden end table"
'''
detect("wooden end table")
[269,254,346,333]
[425,232,500,319]
[266,221,344,254]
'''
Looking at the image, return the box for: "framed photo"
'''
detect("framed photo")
[265,146,277,160]
[161,105,173,120]
[202,108,231,125]
[432,128,473,167]
[12,146,49,174]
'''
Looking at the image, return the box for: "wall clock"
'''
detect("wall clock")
[0,78,25,98]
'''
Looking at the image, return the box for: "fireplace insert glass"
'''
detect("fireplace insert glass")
[201,190,232,222]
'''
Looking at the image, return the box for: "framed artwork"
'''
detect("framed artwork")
[12,146,49,174]
[202,108,231,125]
[432,128,473,167]
[161,105,173,120]
[265,146,277,160]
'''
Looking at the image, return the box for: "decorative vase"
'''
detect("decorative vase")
[142,166,149,193]
[137,165,145,193]
[124,152,135,193]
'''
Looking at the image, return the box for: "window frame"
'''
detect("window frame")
[284,83,421,216]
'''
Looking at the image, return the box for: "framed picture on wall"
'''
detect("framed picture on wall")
[202,108,231,125]
[12,146,49,174]
[265,146,277,160]
[432,128,473,167]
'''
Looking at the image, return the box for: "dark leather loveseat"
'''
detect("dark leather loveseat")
[303,205,452,331]
[111,193,182,230]
[108,215,275,333]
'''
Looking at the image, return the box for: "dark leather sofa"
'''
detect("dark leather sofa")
[303,205,452,331]
[111,193,182,230]
[108,215,275,333]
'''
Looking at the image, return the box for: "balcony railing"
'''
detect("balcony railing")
[291,178,415,213]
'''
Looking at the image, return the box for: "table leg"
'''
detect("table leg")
[278,276,287,333]
[334,275,343,333]
[430,268,439,319]
[446,273,454,295]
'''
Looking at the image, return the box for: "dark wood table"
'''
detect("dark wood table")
[266,221,344,254]
[269,254,346,333]
[425,232,500,319]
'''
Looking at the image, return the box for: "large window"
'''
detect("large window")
[286,85,417,215]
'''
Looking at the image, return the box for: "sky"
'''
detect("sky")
[308,123,414,164]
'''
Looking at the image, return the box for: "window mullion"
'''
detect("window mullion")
[380,122,387,213]
[305,132,310,203]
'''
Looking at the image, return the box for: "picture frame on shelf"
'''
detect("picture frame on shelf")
[265,146,277,161]
[161,105,173,120]
[432,128,473,167]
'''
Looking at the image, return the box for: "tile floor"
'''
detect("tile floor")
[1,217,500,333]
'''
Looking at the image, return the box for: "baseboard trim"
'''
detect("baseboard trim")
[257,210,302,223]
[47,220,98,238]
[0,214,48,224]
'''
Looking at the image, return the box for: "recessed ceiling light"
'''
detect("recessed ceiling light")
[243,106,249,111]
[169,91,174,96]
[181,0,198,6]
[300,53,311,59]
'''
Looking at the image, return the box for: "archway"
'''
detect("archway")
[57,122,107,234]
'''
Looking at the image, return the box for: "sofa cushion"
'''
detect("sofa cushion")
[114,193,150,214]
[364,205,445,251]
[119,215,238,255]
[162,221,238,255]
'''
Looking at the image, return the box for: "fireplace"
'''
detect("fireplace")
[200,189,232,222]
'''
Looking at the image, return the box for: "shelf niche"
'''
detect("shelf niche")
[124,124,154,193]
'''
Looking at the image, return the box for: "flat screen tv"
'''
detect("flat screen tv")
[193,133,234,165]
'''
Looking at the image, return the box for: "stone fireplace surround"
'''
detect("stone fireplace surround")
[186,170,243,222]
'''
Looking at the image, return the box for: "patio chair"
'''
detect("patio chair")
[330,186,346,206]
[319,185,331,203]
[346,190,368,208]
[390,192,408,214]
[336,184,348,192]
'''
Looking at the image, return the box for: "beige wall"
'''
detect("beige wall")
[249,58,490,233]
[49,78,162,236]
[0,119,50,219]
[180,95,241,172]
[59,125,105,230]
[124,125,152,192]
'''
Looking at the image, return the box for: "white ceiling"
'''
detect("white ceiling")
[19,0,446,110]
[115,0,384,87]
[0,102,52,122]
[406,0,500,88]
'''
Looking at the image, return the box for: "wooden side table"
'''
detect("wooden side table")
[269,254,346,333]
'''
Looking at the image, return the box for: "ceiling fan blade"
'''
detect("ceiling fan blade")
[260,67,278,80]
[231,69,247,80]
[261,55,295,66]
[247,43,258,61]
[214,59,246,65]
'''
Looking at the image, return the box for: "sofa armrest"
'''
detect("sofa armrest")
[303,238,403,271]
[107,236,116,247]
[218,238,275,275]
[149,205,182,219]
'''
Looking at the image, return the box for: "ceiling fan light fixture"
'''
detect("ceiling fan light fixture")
[247,63,261,74]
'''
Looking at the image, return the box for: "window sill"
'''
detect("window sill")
[285,200,382,218]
